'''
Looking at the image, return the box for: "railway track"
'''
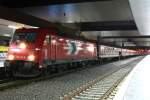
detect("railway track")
[0,62,102,90]
[0,56,143,92]
[0,78,15,84]
[60,57,142,100]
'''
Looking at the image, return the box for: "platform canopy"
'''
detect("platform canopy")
[0,0,149,49]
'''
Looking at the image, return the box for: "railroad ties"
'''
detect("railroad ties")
[60,57,141,100]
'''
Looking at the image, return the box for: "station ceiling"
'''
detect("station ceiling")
[1,0,112,8]
[0,0,149,49]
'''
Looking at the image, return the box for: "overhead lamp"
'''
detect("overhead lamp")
[3,34,11,37]
[8,25,19,29]
[32,26,39,28]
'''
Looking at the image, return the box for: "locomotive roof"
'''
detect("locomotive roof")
[16,28,96,43]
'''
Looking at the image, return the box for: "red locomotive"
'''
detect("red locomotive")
[4,28,98,77]
[4,28,137,77]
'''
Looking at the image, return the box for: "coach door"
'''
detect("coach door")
[43,34,51,62]
[50,35,57,62]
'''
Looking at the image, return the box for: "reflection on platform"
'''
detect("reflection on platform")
[114,55,150,100]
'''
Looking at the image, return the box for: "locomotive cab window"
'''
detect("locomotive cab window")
[12,32,37,42]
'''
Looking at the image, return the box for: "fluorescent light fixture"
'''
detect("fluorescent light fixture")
[8,25,19,29]
[3,34,11,37]
[32,26,39,28]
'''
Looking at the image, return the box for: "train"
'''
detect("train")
[4,28,138,77]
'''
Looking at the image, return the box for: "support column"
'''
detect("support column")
[97,36,102,61]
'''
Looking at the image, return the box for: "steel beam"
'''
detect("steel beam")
[124,46,150,50]
[1,0,111,8]
[102,35,150,39]
[79,21,137,31]
[0,6,77,34]
[0,6,58,28]
[0,6,136,32]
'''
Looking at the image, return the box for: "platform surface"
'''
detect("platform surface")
[114,55,150,100]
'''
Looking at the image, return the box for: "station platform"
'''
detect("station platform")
[114,55,150,100]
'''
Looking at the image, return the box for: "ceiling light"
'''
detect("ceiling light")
[8,25,19,29]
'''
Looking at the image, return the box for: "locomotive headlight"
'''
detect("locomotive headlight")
[28,55,35,61]
[8,54,14,60]
[19,43,26,49]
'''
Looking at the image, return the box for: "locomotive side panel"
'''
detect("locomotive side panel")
[53,35,97,62]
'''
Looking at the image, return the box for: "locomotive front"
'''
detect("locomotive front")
[4,29,42,77]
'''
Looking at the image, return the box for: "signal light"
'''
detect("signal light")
[28,55,35,61]
[8,54,14,60]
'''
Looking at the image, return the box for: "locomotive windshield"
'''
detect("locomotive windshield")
[12,32,37,42]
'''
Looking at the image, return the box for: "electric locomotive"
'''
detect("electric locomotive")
[4,28,97,77]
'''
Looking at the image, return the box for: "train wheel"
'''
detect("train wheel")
[43,65,55,76]
[60,64,67,71]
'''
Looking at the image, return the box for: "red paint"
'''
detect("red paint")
[7,28,97,68]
